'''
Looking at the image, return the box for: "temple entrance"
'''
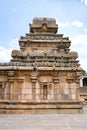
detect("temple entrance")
[43,84,48,100]
[40,83,52,100]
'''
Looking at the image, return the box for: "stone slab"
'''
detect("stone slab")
[0,107,87,130]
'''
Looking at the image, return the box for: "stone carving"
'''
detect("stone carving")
[68,51,78,59]
[0,17,83,114]
[7,71,15,77]
[57,41,70,49]
[11,50,22,56]
[29,17,58,33]
[19,35,71,43]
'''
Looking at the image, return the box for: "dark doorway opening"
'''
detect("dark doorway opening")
[83,78,87,87]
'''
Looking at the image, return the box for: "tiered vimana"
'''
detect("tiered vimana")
[0,18,83,113]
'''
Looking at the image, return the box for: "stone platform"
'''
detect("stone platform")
[0,107,87,130]
[0,100,83,114]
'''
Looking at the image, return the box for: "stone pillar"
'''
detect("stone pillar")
[76,79,80,100]
[36,82,40,101]
[17,77,24,100]
[39,83,43,100]
[67,78,73,101]
[7,71,15,100]
[67,78,77,101]
[53,78,59,100]
[31,71,38,101]
[32,82,36,100]
[8,78,15,100]
[4,82,7,99]
[4,82,10,100]
[0,82,5,99]
[58,83,61,100]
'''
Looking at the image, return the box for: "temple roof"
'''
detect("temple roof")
[29,17,58,33]
[0,17,82,71]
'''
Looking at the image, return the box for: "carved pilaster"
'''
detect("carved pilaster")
[75,78,80,100]
[16,77,24,100]
[35,82,40,100]
[0,82,5,99]
[67,78,74,100]
[53,78,59,100]
[8,77,15,100]
[32,82,36,100]
[31,71,38,100]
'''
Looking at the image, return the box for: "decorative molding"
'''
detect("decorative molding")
[7,71,15,77]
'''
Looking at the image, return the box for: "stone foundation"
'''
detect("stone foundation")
[0,100,83,114]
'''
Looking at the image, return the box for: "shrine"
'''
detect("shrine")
[0,18,83,113]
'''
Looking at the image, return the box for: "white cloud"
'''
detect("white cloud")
[71,21,83,28]
[9,39,19,48]
[0,39,19,62]
[81,0,87,6]
[84,28,87,32]
[58,22,69,28]
[71,34,87,71]
[58,21,83,28]
[71,34,87,46]
[0,46,10,62]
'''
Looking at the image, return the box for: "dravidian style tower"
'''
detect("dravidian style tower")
[0,18,83,113]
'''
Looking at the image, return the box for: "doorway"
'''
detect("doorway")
[43,84,48,100]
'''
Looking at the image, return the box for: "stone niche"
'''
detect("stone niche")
[0,17,83,114]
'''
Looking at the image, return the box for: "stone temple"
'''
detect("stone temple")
[0,18,83,113]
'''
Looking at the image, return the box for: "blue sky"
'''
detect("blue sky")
[0,0,87,71]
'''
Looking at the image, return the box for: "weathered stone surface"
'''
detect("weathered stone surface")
[0,17,83,113]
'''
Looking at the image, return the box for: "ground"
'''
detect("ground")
[0,107,87,130]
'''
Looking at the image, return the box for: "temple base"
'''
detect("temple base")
[0,100,83,114]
